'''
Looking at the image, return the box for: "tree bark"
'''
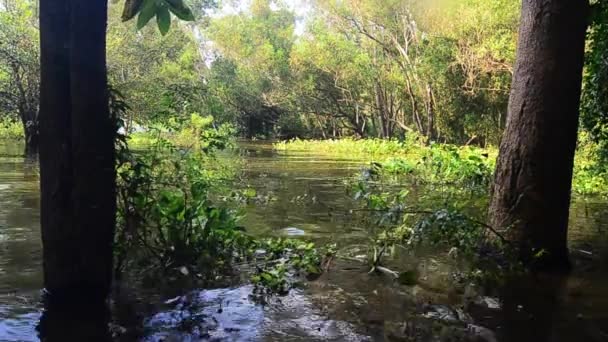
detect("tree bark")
[39,0,114,320]
[425,83,436,141]
[488,0,588,269]
[70,0,115,299]
[21,110,39,155]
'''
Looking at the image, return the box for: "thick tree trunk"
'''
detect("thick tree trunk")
[39,0,73,303]
[38,0,114,332]
[488,0,588,268]
[70,0,115,299]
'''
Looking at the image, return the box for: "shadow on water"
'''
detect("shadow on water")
[1,141,608,341]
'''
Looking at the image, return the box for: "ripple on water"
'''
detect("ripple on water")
[0,300,41,342]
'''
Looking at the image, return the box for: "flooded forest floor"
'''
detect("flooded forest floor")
[1,141,608,341]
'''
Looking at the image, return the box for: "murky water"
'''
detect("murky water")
[1,141,608,341]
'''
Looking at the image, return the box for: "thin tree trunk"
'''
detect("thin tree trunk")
[315,115,327,139]
[405,77,424,134]
[488,0,588,269]
[425,83,435,141]
[374,81,387,138]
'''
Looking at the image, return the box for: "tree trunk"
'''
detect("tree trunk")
[425,83,436,142]
[69,0,115,298]
[488,0,588,269]
[38,0,114,337]
[40,0,73,303]
[374,81,387,138]
[406,77,424,135]
[20,110,39,155]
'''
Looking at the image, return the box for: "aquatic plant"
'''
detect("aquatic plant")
[114,125,328,294]
[250,238,334,296]
[277,138,607,196]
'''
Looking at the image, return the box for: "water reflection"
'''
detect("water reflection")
[0,143,42,342]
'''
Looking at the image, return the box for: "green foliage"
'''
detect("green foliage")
[572,131,608,197]
[581,0,608,163]
[107,3,209,127]
[195,0,520,142]
[382,144,495,187]
[128,113,236,149]
[205,0,296,137]
[114,112,328,292]
[114,123,243,282]
[277,138,606,197]
[0,117,24,139]
[122,0,196,35]
[274,136,424,159]
[353,175,515,283]
[250,238,331,295]
[0,0,39,131]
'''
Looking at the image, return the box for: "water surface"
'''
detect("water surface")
[1,141,607,341]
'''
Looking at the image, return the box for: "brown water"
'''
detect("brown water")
[1,141,608,341]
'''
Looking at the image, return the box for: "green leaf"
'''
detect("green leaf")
[165,0,195,21]
[156,5,171,35]
[122,0,144,21]
[137,0,157,30]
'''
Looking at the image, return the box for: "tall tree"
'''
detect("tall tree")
[37,2,198,338]
[488,0,589,268]
[38,3,115,339]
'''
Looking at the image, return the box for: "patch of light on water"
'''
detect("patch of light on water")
[145,285,371,341]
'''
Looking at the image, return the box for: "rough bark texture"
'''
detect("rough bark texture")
[39,0,114,313]
[488,0,588,268]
